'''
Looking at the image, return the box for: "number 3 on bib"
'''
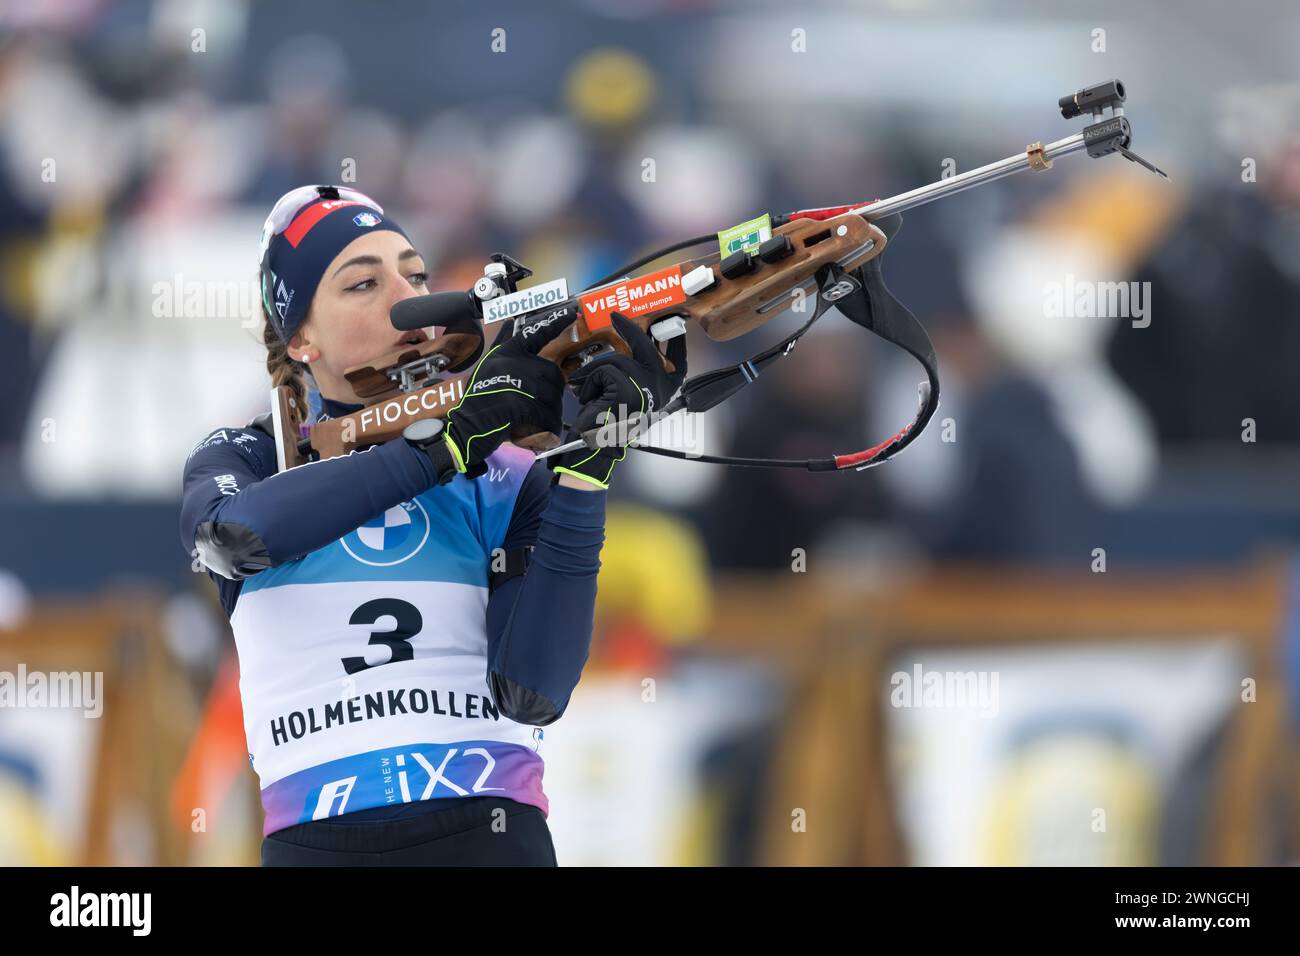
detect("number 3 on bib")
[342,598,422,675]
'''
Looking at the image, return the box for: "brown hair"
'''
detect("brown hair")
[261,290,309,433]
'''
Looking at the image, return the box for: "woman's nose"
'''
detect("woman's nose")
[390,274,424,307]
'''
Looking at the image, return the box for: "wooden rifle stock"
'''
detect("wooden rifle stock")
[273,211,887,469]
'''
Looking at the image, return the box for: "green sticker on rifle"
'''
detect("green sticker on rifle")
[717,213,772,259]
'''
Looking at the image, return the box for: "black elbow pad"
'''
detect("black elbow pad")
[489,671,564,726]
[194,519,272,581]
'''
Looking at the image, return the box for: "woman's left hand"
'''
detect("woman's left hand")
[549,313,687,489]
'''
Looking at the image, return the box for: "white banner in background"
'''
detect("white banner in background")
[882,639,1245,866]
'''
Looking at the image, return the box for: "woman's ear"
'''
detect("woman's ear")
[288,325,317,364]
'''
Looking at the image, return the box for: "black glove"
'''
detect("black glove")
[413,308,577,481]
[551,312,687,489]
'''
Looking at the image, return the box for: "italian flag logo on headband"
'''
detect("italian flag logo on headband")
[283,199,369,247]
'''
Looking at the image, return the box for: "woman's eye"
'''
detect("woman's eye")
[408,272,428,287]
[347,278,376,292]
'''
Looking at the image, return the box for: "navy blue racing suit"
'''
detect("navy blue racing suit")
[179,396,604,861]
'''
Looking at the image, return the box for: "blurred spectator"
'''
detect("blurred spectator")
[1109,182,1300,444]
[0,147,48,454]
[243,34,352,205]
[699,323,891,570]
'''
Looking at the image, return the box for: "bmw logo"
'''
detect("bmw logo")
[341,500,430,566]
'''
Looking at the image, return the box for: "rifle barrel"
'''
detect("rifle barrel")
[850,132,1086,220]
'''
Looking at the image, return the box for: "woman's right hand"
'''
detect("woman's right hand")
[438,308,578,476]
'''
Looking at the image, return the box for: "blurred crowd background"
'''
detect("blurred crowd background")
[1,0,1299,866]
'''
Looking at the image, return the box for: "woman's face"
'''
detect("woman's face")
[289,230,433,403]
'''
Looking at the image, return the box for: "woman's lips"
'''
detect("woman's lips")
[394,328,429,348]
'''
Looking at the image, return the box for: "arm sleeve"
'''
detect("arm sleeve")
[179,426,444,580]
[485,473,605,726]
[498,459,552,552]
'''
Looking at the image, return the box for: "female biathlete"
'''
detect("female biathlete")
[179,185,686,865]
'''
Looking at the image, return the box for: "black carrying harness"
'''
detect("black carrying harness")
[631,213,942,472]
